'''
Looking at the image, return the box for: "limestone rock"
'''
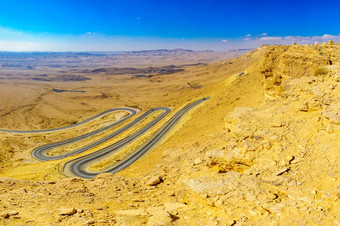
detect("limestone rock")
[8,210,18,216]
[299,103,308,112]
[146,207,172,226]
[327,124,340,133]
[323,110,340,125]
[267,202,286,213]
[258,45,331,96]
[164,202,187,215]
[147,176,163,186]
[115,209,148,225]
[59,208,77,215]
[334,74,340,82]
[205,149,250,172]
[0,212,9,218]
[85,219,95,225]
[183,172,241,196]
[306,99,322,111]
[225,107,253,137]
[193,158,203,165]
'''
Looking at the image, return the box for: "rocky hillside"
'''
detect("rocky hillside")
[0,43,339,225]
[258,44,338,96]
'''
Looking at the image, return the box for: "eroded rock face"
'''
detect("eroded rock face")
[183,172,241,195]
[258,45,336,97]
[205,149,251,172]
[323,102,340,133]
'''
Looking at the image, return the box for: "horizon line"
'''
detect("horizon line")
[0,48,255,53]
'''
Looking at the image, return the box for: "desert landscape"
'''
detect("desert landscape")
[1,0,340,224]
[0,41,339,225]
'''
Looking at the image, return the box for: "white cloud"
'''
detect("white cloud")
[283,36,295,39]
[244,34,340,47]
[260,36,282,41]
[261,33,268,36]
[85,32,96,36]
[246,34,251,37]
[0,26,339,52]
[321,34,337,39]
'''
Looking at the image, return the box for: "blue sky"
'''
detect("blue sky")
[0,0,339,51]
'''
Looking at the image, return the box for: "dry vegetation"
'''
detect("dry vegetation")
[314,66,329,76]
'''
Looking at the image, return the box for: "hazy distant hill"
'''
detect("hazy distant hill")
[0,48,253,69]
[122,49,212,56]
[0,48,251,58]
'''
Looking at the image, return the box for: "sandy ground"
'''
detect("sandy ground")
[0,44,339,225]
[0,48,257,180]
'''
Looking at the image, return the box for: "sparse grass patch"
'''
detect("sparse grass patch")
[314,66,329,76]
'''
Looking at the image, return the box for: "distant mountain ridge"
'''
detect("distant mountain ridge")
[0,48,252,58]
[0,48,253,69]
[123,49,213,56]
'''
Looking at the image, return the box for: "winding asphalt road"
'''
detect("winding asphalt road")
[1,97,209,178]
[32,107,170,161]
[64,97,209,178]
[0,108,137,134]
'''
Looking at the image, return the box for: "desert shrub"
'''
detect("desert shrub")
[314,67,329,76]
